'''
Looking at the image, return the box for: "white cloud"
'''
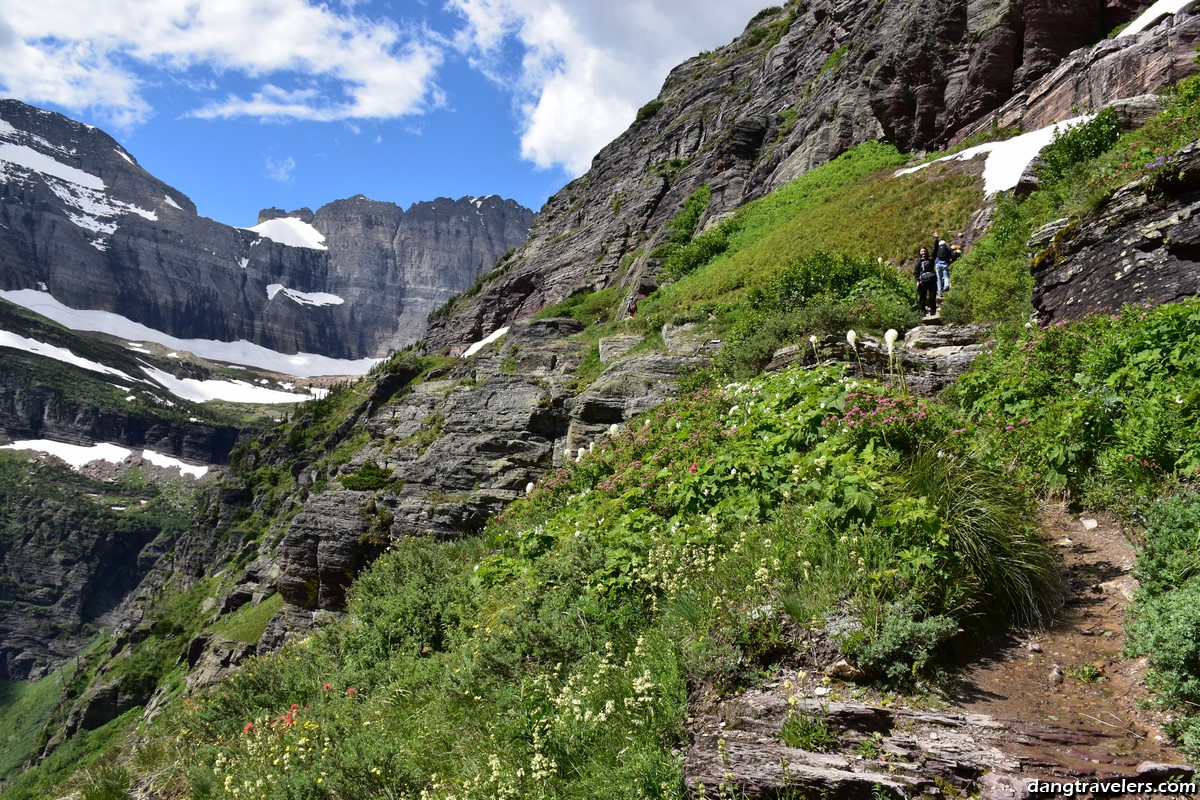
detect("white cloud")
[265,154,297,182]
[447,0,771,175]
[0,0,444,127]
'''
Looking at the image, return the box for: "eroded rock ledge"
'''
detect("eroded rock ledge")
[686,693,1194,799]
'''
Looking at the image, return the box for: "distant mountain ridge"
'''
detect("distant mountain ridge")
[0,99,534,365]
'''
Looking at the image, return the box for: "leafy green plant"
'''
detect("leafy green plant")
[779,706,837,751]
[1066,663,1104,683]
[948,298,1200,511]
[1125,492,1200,759]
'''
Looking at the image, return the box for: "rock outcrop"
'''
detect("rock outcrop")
[425,0,1157,354]
[1032,140,1200,323]
[271,317,710,618]
[955,6,1200,143]
[685,691,1194,799]
[0,100,533,361]
[767,325,995,396]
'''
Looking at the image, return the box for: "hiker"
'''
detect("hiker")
[932,231,954,296]
[914,246,938,317]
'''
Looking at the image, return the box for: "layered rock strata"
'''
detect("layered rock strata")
[1032,140,1200,322]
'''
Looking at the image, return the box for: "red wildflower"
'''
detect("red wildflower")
[322,683,331,691]
[688,462,698,473]
[243,722,254,732]
[347,687,357,696]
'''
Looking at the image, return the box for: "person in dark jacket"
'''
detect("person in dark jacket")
[914,246,938,316]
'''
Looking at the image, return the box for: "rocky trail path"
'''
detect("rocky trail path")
[955,503,1183,777]
[685,504,1196,798]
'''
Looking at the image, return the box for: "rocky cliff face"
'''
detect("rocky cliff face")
[1032,140,1200,323]
[425,0,1153,353]
[0,100,533,360]
[955,7,1200,143]
[0,467,182,681]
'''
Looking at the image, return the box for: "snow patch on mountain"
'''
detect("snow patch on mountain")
[141,365,314,404]
[0,142,158,243]
[0,142,104,189]
[0,329,138,381]
[1121,0,1192,36]
[1,439,132,470]
[248,217,328,250]
[896,115,1094,195]
[462,326,509,358]
[0,289,379,377]
[0,439,212,476]
[141,448,209,478]
[266,284,345,307]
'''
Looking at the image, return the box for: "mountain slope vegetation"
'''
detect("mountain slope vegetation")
[7,68,1200,800]
[10,5,1200,798]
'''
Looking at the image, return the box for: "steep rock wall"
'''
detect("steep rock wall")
[425,0,1148,354]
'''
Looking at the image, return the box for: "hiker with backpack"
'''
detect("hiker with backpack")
[931,231,955,296]
[914,246,938,317]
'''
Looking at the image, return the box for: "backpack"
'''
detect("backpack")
[936,241,953,262]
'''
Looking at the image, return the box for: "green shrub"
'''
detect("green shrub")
[660,219,736,282]
[635,99,664,124]
[836,595,957,684]
[340,462,396,491]
[1036,107,1123,184]
[949,298,1200,510]
[1132,493,1200,596]
[652,185,712,272]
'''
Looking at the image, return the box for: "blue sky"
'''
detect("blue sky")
[0,0,769,227]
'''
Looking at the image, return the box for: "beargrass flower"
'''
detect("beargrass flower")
[846,329,857,349]
[885,328,898,355]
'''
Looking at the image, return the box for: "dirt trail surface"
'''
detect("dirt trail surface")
[685,503,1196,798]
[957,503,1184,773]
